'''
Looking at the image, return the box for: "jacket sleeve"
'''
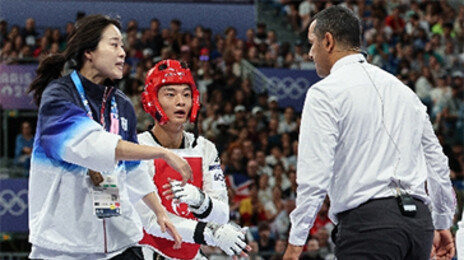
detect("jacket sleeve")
[37,82,121,173]
[125,160,156,204]
[194,139,229,224]
[121,98,156,203]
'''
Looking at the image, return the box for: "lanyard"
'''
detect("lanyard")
[71,70,119,134]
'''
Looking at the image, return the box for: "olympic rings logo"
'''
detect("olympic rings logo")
[0,189,28,216]
[266,77,310,100]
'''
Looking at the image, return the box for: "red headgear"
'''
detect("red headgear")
[141,59,200,125]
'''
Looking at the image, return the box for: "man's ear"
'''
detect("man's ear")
[324,32,335,53]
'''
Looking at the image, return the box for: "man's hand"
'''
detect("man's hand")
[162,180,204,207]
[283,244,304,260]
[205,223,251,257]
[431,229,455,260]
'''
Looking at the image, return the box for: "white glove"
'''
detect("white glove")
[205,222,248,256]
[170,180,204,207]
[170,180,212,217]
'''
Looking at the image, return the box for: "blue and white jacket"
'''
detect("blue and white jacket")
[28,72,155,257]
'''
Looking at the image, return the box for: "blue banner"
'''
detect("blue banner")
[0,178,28,232]
[0,0,255,39]
[0,64,37,110]
[258,68,321,112]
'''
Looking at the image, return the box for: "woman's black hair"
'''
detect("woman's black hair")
[28,14,121,106]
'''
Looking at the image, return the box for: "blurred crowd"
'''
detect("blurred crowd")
[1,0,464,259]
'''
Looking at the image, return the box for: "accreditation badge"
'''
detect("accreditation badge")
[91,172,121,218]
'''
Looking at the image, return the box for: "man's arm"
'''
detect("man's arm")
[422,112,455,229]
[286,87,338,256]
[283,244,304,260]
[421,110,456,259]
[138,201,248,256]
[196,142,229,224]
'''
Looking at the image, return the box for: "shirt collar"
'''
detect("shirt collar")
[330,53,366,74]
[76,72,112,101]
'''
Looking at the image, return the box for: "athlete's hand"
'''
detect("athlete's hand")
[207,223,250,257]
[156,210,182,249]
[162,180,203,206]
[161,149,192,185]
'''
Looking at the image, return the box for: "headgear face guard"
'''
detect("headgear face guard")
[141,59,200,125]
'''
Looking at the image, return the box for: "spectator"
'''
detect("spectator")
[258,174,272,204]
[245,28,256,50]
[255,23,267,44]
[284,169,297,199]
[384,6,405,35]
[252,106,267,131]
[312,227,332,258]
[286,140,298,170]
[256,150,272,176]
[271,199,293,240]
[33,37,49,58]
[248,241,263,260]
[430,73,452,122]
[301,238,323,260]
[51,28,63,50]
[13,35,24,54]
[299,0,317,33]
[278,106,297,134]
[215,117,232,155]
[229,105,247,136]
[256,222,275,254]
[265,186,285,222]
[266,146,289,170]
[269,162,291,192]
[0,19,7,47]
[0,40,14,61]
[441,83,464,142]
[202,104,220,138]
[225,146,247,176]
[415,66,434,109]
[246,159,259,182]
[239,183,267,226]
[367,32,390,68]
[14,121,34,170]
[21,18,38,47]
[246,115,261,144]
[274,239,287,255]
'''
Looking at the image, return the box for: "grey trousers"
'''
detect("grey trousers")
[334,197,434,260]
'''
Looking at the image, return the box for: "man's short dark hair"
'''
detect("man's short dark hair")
[312,6,361,49]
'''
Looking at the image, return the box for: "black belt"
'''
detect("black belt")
[337,196,425,220]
